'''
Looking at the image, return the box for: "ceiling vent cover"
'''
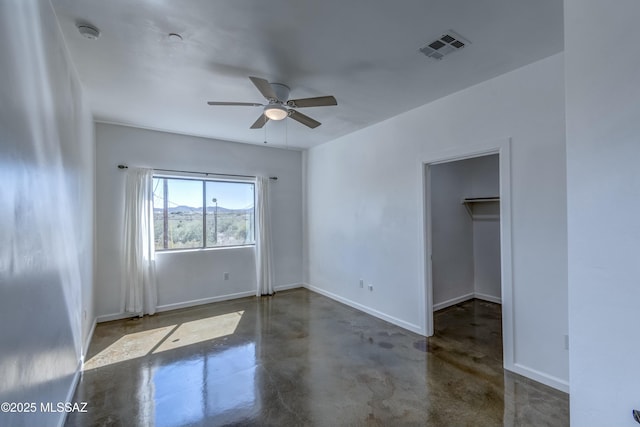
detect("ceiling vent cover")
[420,30,470,60]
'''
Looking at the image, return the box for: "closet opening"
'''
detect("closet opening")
[422,145,513,371]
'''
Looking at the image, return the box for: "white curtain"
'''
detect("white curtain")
[122,168,158,315]
[255,176,274,296]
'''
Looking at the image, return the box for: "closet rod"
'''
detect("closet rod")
[117,164,277,180]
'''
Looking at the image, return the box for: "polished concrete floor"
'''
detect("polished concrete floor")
[66,289,568,426]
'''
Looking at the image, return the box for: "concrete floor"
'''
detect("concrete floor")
[66,289,568,426]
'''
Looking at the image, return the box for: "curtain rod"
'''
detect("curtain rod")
[117,164,277,180]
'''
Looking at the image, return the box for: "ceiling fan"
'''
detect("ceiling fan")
[207,76,337,129]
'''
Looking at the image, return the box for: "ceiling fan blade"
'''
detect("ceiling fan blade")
[287,96,337,108]
[288,110,321,129]
[249,76,277,100]
[250,114,269,129]
[207,101,263,107]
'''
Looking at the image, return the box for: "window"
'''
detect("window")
[152,176,255,251]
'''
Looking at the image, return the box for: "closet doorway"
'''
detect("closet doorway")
[431,154,501,311]
[422,141,514,369]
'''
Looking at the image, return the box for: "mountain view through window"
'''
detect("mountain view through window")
[152,177,255,250]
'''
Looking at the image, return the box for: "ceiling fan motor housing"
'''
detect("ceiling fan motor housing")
[270,83,290,103]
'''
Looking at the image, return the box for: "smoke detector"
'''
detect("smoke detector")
[420,30,470,60]
[77,23,100,40]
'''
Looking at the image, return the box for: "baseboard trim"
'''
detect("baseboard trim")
[433,292,502,311]
[57,361,82,427]
[474,292,502,304]
[509,363,569,393]
[433,293,475,311]
[98,291,257,322]
[303,284,424,335]
[274,283,303,292]
[82,318,97,363]
[97,287,307,323]
[96,312,138,323]
[156,290,256,312]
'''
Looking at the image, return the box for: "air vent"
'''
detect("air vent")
[420,30,470,60]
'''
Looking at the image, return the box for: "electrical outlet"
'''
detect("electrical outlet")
[368,284,374,291]
[224,272,230,280]
[359,279,364,288]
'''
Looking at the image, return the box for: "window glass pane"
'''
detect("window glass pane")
[152,178,165,250]
[152,176,255,251]
[166,179,203,249]
[206,181,254,247]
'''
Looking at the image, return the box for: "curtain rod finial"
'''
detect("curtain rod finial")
[118,164,128,169]
[269,176,277,180]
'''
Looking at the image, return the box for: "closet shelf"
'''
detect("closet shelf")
[461,197,500,218]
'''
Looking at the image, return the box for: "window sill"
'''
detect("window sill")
[156,245,255,255]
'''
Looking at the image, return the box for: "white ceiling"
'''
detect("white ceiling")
[51,0,563,150]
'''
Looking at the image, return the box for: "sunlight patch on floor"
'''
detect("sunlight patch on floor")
[153,311,244,354]
[85,326,175,370]
[84,311,244,369]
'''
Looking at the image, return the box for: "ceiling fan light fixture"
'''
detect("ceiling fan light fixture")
[264,105,288,121]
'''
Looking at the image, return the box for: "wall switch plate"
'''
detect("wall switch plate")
[368,284,374,291]
[564,334,569,350]
[359,279,364,288]
[224,272,230,280]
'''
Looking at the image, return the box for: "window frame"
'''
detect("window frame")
[152,174,256,252]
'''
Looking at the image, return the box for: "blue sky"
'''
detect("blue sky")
[153,178,254,209]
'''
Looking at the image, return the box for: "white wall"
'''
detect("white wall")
[469,155,501,301]
[306,53,568,390]
[430,160,475,307]
[473,218,501,300]
[95,123,303,319]
[565,0,640,425]
[0,1,95,426]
